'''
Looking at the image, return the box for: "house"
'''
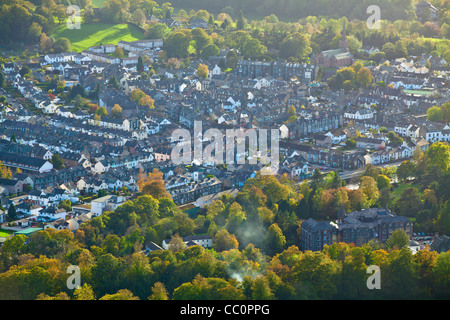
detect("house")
[66,212,94,231]
[162,235,213,250]
[90,195,125,216]
[344,108,375,121]
[39,207,67,221]
[15,202,42,216]
[144,241,163,253]
[416,0,439,21]
[302,207,412,251]
[355,137,385,150]
[189,18,208,29]
[314,134,332,148]
[194,188,239,208]
[0,178,23,195]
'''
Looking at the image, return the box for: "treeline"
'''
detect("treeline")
[158,0,418,21]
[0,142,448,300]
[0,0,91,46]
[0,226,448,300]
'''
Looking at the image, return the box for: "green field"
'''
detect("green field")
[0,229,13,237]
[91,0,107,7]
[52,22,146,52]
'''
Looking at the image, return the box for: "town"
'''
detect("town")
[0,0,449,301]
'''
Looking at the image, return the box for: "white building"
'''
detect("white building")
[90,195,125,216]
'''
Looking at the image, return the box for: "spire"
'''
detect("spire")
[338,206,346,222]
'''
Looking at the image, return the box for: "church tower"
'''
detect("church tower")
[339,21,350,52]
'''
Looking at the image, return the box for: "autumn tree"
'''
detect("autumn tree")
[360,176,379,206]
[148,282,169,300]
[110,104,123,118]
[197,63,209,79]
[136,169,171,199]
[214,229,239,252]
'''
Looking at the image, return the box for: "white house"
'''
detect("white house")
[162,235,213,250]
[90,195,125,216]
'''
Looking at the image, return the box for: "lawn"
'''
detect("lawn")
[91,0,107,7]
[0,229,13,237]
[391,181,422,200]
[52,22,146,52]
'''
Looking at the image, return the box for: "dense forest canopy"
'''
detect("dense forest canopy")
[158,0,417,21]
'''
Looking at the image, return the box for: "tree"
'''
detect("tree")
[221,18,229,30]
[99,289,139,300]
[113,46,125,58]
[110,104,123,118]
[356,67,374,88]
[225,50,239,69]
[397,187,422,217]
[387,131,403,145]
[200,44,220,59]
[137,56,144,73]
[386,229,409,250]
[397,160,415,182]
[19,65,31,78]
[279,33,312,61]
[148,282,169,300]
[376,175,391,190]
[264,224,286,255]
[7,204,16,220]
[0,161,12,179]
[287,105,296,117]
[53,38,71,53]
[39,32,53,53]
[74,283,96,300]
[197,63,209,79]
[130,88,146,102]
[132,8,146,26]
[360,176,379,206]
[51,154,64,170]
[191,28,212,56]
[58,199,72,212]
[165,32,190,58]
[426,141,450,174]
[96,106,108,117]
[242,38,266,59]
[250,276,274,300]
[137,169,171,199]
[214,229,239,252]
[236,10,246,30]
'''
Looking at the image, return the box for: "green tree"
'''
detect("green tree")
[264,223,286,256]
[8,203,17,220]
[236,10,246,30]
[386,229,409,250]
[376,174,391,190]
[148,282,169,300]
[52,38,71,53]
[279,33,312,61]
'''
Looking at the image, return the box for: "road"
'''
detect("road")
[309,160,406,182]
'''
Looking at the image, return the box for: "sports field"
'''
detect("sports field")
[52,22,146,52]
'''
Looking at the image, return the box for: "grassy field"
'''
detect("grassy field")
[0,229,13,237]
[52,22,146,52]
[91,0,107,7]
